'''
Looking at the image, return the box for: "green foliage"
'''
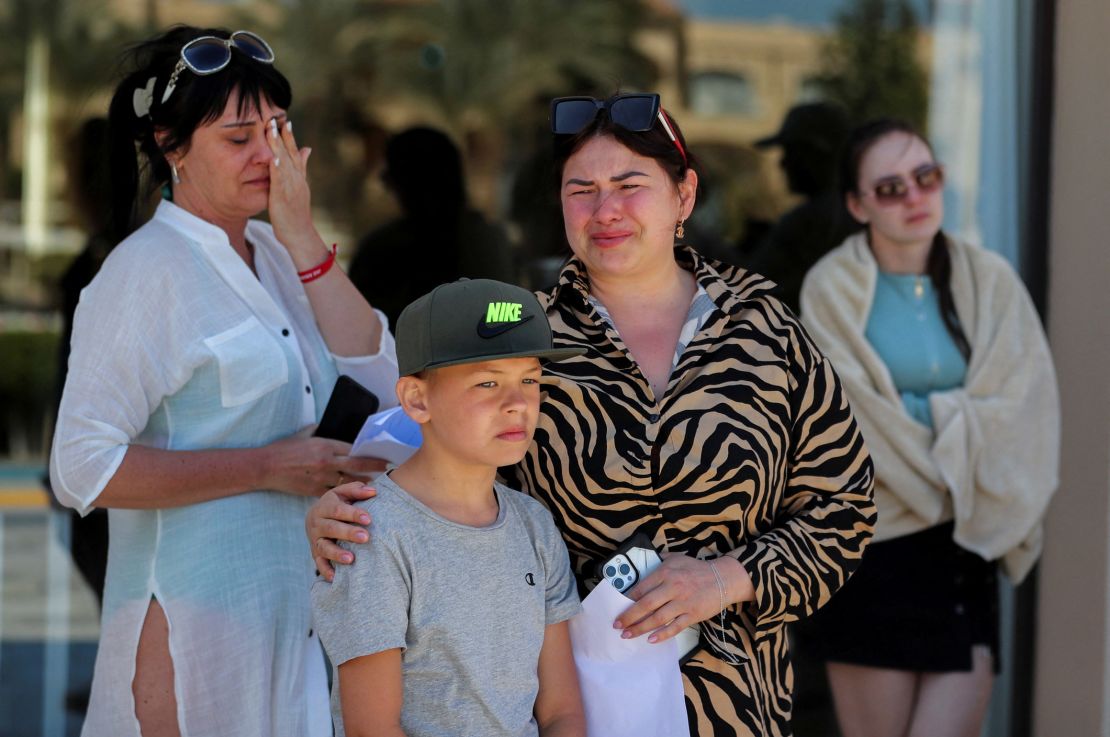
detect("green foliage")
[0,330,59,457]
[816,0,929,130]
[0,331,58,409]
[0,0,135,201]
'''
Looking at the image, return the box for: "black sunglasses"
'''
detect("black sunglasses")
[550,94,688,165]
[161,31,276,104]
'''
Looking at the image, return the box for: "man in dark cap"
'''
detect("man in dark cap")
[742,102,856,312]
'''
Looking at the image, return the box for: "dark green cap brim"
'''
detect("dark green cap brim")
[414,346,585,375]
[396,278,586,376]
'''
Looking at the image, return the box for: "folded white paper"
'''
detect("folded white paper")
[568,580,690,737]
[349,406,422,464]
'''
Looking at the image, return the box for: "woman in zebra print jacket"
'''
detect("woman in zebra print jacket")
[309,94,876,736]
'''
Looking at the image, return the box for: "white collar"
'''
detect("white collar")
[152,199,290,331]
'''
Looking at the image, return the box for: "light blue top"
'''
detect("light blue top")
[50,200,400,736]
[865,272,967,427]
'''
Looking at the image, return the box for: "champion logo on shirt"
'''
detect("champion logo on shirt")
[525,572,536,586]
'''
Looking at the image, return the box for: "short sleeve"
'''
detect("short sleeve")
[311,502,410,666]
[538,512,582,625]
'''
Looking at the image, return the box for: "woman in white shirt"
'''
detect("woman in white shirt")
[49,26,398,737]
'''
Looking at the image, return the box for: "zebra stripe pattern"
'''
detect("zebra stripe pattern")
[503,247,876,736]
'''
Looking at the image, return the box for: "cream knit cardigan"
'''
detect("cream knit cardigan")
[800,232,1059,582]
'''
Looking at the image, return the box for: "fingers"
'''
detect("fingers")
[617,582,688,640]
[644,612,695,644]
[314,554,336,582]
[615,584,670,637]
[332,483,377,509]
[314,534,357,565]
[267,117,284,167]
[312,484,374,531]
[277,118,305,173]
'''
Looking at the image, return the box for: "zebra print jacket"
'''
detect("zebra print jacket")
[503,246,876,736]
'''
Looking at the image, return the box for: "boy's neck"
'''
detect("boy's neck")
[389,445,500,528]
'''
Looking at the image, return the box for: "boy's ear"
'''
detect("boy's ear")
[396,375,431,424]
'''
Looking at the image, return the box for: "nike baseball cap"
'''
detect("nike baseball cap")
[396,278,585,376]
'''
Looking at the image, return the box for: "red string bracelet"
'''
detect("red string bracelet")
[298,244,337,284]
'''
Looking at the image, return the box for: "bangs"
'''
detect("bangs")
[190,60,293,127]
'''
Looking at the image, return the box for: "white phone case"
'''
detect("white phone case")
[600,544,701,659]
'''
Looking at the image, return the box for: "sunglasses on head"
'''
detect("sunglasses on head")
[161,30,275,104]
[866,163,945,205]
[550,93,688,166]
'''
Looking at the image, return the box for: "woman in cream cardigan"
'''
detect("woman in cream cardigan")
[798,118,1059,737]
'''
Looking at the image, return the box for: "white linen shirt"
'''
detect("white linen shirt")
[50,200,399,737]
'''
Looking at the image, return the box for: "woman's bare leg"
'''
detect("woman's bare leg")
[132,598,181,737]
[826,661,919,737]
[906,646,994,737]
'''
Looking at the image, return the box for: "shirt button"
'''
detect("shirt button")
[282,328,290,337]
[305,386,312,394]
[648,413,660,423]
[954,604,965,615]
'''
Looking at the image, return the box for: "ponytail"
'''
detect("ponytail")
[927,232,971,362]
[106,67,166,243]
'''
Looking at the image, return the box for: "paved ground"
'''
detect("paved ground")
[0,467,99,737]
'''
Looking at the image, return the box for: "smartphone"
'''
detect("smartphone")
[597,533,701,659]
[313,375,380,443]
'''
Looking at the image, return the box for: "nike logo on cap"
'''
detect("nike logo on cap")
[476,301,534,338]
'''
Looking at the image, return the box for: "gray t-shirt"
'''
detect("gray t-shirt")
[311,474,582,737]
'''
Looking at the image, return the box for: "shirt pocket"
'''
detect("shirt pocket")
[203,316,290,407]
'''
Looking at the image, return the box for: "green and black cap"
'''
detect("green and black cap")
[396,278,585,376]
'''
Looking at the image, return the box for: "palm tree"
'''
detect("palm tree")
[816,0,929,129]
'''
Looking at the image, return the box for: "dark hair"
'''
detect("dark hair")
[841,118,971,362]
[382,127,466,218]
[106,26,292,241]
[66,117,112,235]
[551,95,698,191]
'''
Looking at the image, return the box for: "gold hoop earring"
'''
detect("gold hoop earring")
[675,219,685,240]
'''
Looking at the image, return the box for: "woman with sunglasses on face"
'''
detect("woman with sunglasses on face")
[49,26,398,736]
[797,119,1059,737]
[306,93,876,736]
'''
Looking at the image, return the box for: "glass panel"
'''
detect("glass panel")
[0,1,1037,735]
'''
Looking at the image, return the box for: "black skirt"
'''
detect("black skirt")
[794,522,1000,673]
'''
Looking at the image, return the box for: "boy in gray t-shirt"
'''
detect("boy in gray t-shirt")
[311,279,586,737]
